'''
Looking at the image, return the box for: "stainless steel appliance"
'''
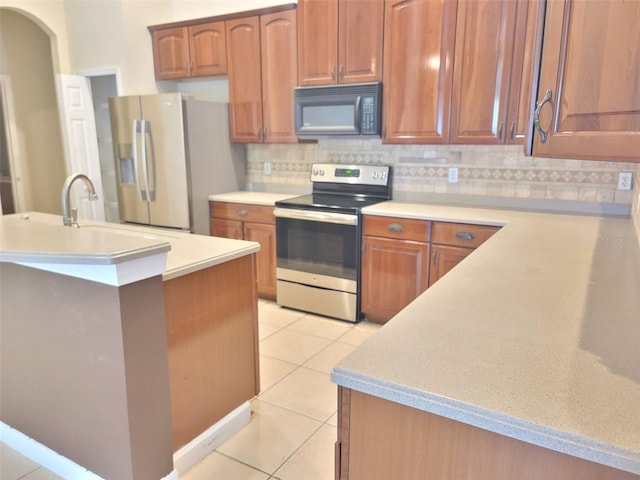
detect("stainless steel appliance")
[294,82,382,138]
[274,163,392,322]
[108,93,245,234]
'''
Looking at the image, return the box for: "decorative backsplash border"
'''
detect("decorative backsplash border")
[246,140,636,212]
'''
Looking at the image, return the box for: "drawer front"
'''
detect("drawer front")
[431,222,499,248]
[363,215,430,242]
[210,202,275,224]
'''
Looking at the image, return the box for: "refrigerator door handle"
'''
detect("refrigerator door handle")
[140,119,151,202]
[145,120,157,201]
[132,119,145,201]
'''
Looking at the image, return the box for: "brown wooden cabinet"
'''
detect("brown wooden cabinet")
[210,201,278,299]
[382,0,457,144]
[383,0,542,147]
[297,0,383,86]
[449,0,517,144]
[151,21,227,80]
[164,256,259,451]
[226,10,297,143]
[361,215,431,324]
[362,216,500,322]
[533,0,640,161]
[337,387,640,480]
[429,221,500,285]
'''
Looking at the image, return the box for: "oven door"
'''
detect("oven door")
[274,207,360,321]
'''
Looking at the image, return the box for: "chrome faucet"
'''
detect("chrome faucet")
[62,173,99,227]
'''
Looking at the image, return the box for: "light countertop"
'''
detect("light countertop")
[332,201,640,475]
[209,191,298,206]
[0,212,260,282]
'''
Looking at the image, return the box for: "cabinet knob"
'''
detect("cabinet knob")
[387,223,404,233]
[338,64,344,81]
[455,231,475,241]
[331,65,337,81]
[237,209,248,217]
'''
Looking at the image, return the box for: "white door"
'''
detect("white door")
[56,74,105,222]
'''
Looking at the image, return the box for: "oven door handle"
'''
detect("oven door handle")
[273,207,358,225]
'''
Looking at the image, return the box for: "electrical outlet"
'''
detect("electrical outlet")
[618,172,632,191]
[264,161,272,176]
[448,167,459,183]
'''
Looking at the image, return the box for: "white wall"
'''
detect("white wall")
[0,0,71,74]
[170,0,297,21]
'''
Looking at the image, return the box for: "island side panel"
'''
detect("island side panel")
[164,253,260,451]
[0,263,173,480]
[338,388,639,480]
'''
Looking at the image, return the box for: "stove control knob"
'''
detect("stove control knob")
[373,172,379,179]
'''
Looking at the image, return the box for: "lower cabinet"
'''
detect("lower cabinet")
[210,201,277,299]
[362,215,500,323]
[337,387,638,480]
[429,221,500,286]
[164,255,259,451]
[361,216,431,324]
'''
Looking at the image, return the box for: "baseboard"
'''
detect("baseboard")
[0,422,102,479]
[1,422,180,480]
[173,401,251,475]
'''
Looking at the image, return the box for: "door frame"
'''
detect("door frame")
[0,74,26,213]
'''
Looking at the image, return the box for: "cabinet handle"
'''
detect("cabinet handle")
[498,121,503,140]
[186,60,192,75]
[387,223,404,233]
[338,64,344,81]
[510,121,516,140]
[331,65,337,81]
[533,89,552,144]
[433,250,439,265]
[237,209,248,217]
[455,231,475,241]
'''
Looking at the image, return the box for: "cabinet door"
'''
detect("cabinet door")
[382,0,457,144]
[533,1,640,161]
[210,218,243,240]
[245,222,277,299]
[505,0,544,149]
[226,16,263,143]
[361,236,430,324]
[429,244,473,286]
[338,0,384,83]
[188,21,227,76]
[152,27,190,80]
[450,0,516,144]
[297,0,339,85]
[261,10,298,143]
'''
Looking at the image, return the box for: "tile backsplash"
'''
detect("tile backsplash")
[246,139,636,216]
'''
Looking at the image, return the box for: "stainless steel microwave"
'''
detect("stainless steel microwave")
[294,82,382,138]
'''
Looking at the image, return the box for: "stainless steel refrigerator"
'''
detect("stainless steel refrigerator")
[108,93,245,235]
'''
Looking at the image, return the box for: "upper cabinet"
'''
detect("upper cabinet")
[382,0,457,143]
[226,9,298,143]
[297,0,384,85]
[151,22,227,80]
[383,0,542,146]
[533,0,640,161]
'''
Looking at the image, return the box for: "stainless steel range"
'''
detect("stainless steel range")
[274,163,392,322]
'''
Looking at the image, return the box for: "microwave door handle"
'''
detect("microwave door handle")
[354,96,362,133]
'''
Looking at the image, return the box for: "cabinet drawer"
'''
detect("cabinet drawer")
[363,215,430,242]
[210,202,275,224]
[431,222,499,248]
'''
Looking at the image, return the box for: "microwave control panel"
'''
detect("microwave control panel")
[360,96,377,134]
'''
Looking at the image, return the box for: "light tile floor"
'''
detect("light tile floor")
[0,300,381,480]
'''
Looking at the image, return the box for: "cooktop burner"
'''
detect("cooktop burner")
[277,193,387,213]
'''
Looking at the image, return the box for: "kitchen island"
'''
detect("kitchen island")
[0,212,261,480]
[332,202,640,479]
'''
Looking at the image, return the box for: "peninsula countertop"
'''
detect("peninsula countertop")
[331,201,640,475]
[0,212,260,281]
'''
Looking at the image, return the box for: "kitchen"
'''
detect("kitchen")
[1,0,639,479]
